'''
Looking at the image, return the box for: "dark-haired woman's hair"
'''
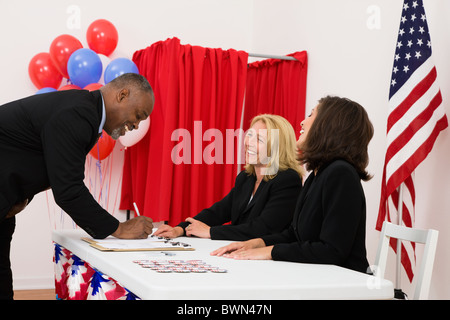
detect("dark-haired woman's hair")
[298,96,374,181]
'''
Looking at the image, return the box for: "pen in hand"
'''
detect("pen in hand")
[133,202,141,216]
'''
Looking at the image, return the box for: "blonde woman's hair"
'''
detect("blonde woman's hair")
[244,114,304,181]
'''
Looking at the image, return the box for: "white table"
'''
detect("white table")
[52,229,393,300]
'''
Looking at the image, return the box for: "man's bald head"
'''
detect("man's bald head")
[107,73,153,96]
[100,73,154,140]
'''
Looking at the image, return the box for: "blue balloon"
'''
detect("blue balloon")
[67,48,102,88]
[104,58,139,84]
[36,87,57,95]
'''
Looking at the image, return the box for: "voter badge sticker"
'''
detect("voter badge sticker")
[132,259,227,273]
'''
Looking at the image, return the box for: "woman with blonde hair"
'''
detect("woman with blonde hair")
[154,114,303,240]
[243,114,303,180]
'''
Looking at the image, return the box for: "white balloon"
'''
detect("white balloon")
[119,117,150,147]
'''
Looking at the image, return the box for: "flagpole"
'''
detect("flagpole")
[395,184,407,299]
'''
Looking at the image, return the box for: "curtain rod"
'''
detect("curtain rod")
[247,53,297,61]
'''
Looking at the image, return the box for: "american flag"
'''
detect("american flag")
[376,0,448,282]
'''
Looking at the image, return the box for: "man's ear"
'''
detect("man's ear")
[117,88,130,102]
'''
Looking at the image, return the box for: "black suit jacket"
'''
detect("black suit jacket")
[0,90,119,238]
[262,160,370,273]
[178,168,302,241]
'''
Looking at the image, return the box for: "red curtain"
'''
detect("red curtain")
[243,51,308,137]
[119,38,248,225]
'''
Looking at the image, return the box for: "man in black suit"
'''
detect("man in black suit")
[0,73,154,299]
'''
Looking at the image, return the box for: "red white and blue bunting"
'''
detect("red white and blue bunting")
[53,243,139,300]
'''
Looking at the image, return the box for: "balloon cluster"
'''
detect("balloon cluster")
[28,19,149,159]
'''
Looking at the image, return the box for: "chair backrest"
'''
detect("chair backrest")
[374,221,439,300]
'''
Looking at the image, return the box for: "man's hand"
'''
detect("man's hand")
[112,216,153,239]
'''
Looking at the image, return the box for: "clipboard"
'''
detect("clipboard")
[82,237,195,252]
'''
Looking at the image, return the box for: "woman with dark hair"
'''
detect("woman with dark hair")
[212,96,374,274]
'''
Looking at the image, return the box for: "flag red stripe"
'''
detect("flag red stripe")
[386,113,448,195]
[387,67,437,133]
[376,165,388,230]
[404,174,416,206]
[377,113,447,231]
[389,175,415,226]
[376,170,415,230]
[385,90,442,166]
[389,237,415,282]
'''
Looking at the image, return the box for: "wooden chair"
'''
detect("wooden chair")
[374,221,439,300]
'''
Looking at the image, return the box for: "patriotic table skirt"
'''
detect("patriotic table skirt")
[53,243,140,300]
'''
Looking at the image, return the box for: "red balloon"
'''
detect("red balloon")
[86,19,118,56]
[84,83,103,91]
[28,52,63,89]
[50,34,83,79]
[59,84,81,91]
[89,130,116,160]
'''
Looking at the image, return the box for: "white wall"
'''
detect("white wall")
[250,0,450,299]
[2,0,449,299]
